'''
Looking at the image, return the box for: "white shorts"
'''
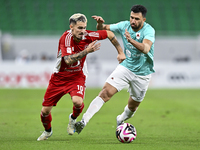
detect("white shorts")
[106,65,151,102]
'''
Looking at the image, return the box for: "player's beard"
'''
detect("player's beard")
[76,36,82,40]
[74,34,83,41]
[77,33,84,40]
[131,22,142,30]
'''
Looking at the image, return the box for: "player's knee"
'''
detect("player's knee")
[74,101,83,107]
[128,106,138,112]
[128,98,141,112]
[99,88,113,102]
[72,96,83,107]
[41,107,51,115]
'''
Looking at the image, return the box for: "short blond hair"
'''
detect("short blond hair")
[69,13,87,25]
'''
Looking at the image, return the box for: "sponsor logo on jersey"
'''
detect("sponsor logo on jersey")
[126,50,131,57]
[70,60,80,68]
[88,32,99,37]
[127,43,135,49]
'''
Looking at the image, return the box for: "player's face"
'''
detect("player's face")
[129,11,146,31]
[70,21,87,41]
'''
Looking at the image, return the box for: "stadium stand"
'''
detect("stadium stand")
[0,0,199,35]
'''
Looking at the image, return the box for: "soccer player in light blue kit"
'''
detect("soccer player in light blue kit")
[75,4,155,133]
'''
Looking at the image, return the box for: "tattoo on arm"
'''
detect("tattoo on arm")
[64,50,88,65]
[110,36,120,48]
[110,36,116,42]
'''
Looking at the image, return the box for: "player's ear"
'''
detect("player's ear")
[143,17,146,22]
[70,24,74,30]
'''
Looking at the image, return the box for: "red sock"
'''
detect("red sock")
[40,112,52,131]
[72,103,84,119]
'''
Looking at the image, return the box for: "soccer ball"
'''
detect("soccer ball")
[116,123,137,143]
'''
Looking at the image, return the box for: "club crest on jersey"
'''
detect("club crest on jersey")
[136,33,140,40]
[67,47,72,53]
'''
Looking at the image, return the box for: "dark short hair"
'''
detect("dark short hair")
[131,5,147,17]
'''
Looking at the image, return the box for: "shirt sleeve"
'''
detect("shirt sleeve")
[97,30,108,40]
[144,26,155,43]
[87,30,108,41]
[110,21,125,34]
[59,33,73,57]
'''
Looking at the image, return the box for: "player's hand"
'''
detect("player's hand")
[117,53,126,63]
[125,29,132,42]
[86,40,101,53]
[92,15,105,24]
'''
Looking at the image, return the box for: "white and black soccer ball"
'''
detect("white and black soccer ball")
[116,123,137,143]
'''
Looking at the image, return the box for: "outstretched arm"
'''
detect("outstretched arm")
[106,30,126,63]
[92,15,110,30]
[92,15,126,63]
[64,40,101,65]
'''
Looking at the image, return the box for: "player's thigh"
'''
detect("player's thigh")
[106,65,129,92]
[69,80,86,101]
[43,82,65,106]
[128,74,151,102]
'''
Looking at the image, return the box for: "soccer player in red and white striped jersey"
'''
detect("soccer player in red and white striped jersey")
[37,13,126,141]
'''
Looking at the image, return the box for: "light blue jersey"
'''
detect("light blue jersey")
[110,21,155,76]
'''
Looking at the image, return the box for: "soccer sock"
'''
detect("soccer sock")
[118,105,137,123]
[40,112,52,132]
[72,103,84,119]
[82,96,105,125]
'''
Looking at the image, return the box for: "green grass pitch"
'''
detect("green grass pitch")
[0,88,199,150]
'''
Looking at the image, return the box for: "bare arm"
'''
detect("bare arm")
[106,30,122,54]
[92,16,118,47]
[92,15,110,30]
[92,15,126,63]
[64,50,88,65]
[106,30,126,63]
[125,29,152,54]
[64,40,101,65]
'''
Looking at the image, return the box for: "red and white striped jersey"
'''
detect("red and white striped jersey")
[53,30,107,77]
